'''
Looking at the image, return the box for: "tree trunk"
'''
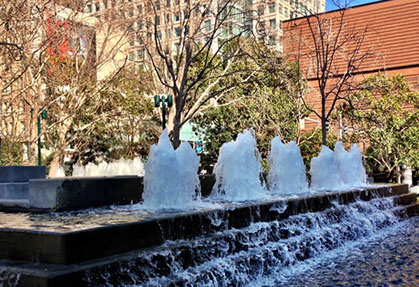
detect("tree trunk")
[166,108,175,134]
[321,117,327,146]
[172,117,181,149]
[48,125,69,177]
[321,96,327,145]
[48,152,60,177]
[395,165,401,184]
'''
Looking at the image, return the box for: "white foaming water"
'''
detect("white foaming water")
[212,129,267,201]
[334,142,367,187]
[142,129,201,209]
[310,142,367,190]
[84,196,406,286]
[72,158,144,177]
[52,166,66,177]
[267,137,308,194]
[309,145,344,190]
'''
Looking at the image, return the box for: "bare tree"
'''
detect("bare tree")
[41,3,137,176]
[284,0,373,145]
[0,0,57,164]
[134,0,276,148]
[0,0,136,174]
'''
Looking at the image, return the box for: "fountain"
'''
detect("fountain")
[267,136,308,194]
[0,129,417,287]
[309,142,367,190]
[309,145,345,190]
[71,157,144,177]
[142,129,201,209]
[211,129,267,201]
[334,141,367,187]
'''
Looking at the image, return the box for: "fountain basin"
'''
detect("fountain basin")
[0,166,46,183]
[0,184,417,286]
[0,185,415,259]
[0,176,143,212]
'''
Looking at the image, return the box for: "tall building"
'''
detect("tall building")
[0,0,326,163]
[82,0,326,64]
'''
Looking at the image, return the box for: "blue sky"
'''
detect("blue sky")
[326,0,383,11]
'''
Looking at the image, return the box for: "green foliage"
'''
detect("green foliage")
[0,139,23,166]
[71,70,160,164]
[341,73,419,180]
[192,51,309,173]
[299,129,339,167]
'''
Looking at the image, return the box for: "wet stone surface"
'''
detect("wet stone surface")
[0,184,404,233]
[250,216,419,287]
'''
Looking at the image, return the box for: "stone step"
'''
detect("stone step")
[0,183,29,200]
[0,199,29,208]
[393,192,417,206]
[0,185,410,266]
[1,200,418,287]
[403,202,419,217]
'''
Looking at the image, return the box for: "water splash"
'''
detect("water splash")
[142,129,201,209]
[334,142,367,187]
[212,129,267,201]
[81,197,405,286]
[309,145,344,190]
[52,166,66,177]
[72,158,144,177]
[267,137,308,194]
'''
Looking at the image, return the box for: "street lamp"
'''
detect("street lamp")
[154,94,173,130]
[37,109,47,166]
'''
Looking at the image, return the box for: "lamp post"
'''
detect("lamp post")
[37,110,47,166]
[154,95,173,130]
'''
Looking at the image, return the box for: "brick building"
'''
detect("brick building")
[283,0,419,131]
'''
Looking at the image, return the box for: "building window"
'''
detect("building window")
[19,101,25,114]
[20,121,25,135]
[174,13,180,22]
[128,52,135,61]
[269,35,275,45]
[203,4,209,15]
[269,19,276,28]
[137,5,142,14]
[285,7,288,17]
[95,2,100,12]
[137,49,144,58]
[269,3,275,14]
[175,27,181,37]
[155,16,160,26]
[166,0,170,7]
[279,4,283,15]
[155,0,161,10]
[129,8,134,17]
[204,20,211,31]
[86,4,92,13]
[257,5,264,15]
[128,37,135,46]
